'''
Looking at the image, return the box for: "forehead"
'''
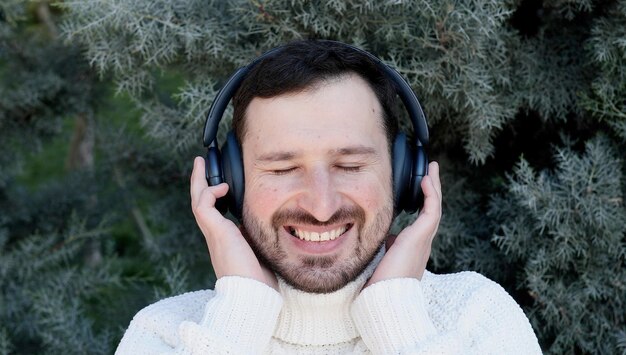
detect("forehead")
[241,74,387,154]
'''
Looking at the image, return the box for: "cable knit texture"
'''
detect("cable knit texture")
[116,249,542,354]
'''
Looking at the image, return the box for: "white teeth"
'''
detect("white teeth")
[292,225,348,242]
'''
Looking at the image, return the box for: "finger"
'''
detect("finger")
[190,157,229,208]
[419,175,441,217]
[196,183,229,209]
[427,161,442,201]
[190,156,209,202]
[395,175,440,242]
[420,175,442,240]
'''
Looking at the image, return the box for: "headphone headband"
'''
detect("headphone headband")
[203,40,428,148]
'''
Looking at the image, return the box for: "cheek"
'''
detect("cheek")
[356,184,388,210]
[341,174,392,211]
[244,179,287,220]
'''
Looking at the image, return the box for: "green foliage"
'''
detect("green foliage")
[490,135,625,353]
[0,0,623,353]
[0,3,100,187]
[0,3,203,353]
[0,326,11,355]
[61,0,523,163]
[0,0,25,25]
[0,175,116,354]
[581,0,626,141]
[58,0,626,353]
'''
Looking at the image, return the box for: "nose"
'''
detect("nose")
[296,166,341,222]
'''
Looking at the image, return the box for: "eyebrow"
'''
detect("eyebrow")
[255,145,378,163]
[256,151,298,162]
[331,145,377,156]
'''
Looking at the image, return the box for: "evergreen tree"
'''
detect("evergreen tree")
[0,2,118,353]
[0,2,197,353]
[0,0,622,353]
[490,135,625,354]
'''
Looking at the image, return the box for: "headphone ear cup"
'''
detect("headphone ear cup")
[392,133,411,213]
[205,145,228,215]
[406,142,428,213]
[221,131,245,218]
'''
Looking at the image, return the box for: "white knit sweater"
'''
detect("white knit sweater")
[116,250,542,354]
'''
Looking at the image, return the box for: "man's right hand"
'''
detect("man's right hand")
[190,156,278,290]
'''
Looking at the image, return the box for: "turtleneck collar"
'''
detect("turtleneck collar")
[273,247,385,345]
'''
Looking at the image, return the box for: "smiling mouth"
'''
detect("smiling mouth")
[286,224,351,242]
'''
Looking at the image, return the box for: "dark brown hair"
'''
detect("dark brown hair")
[232,40,399,149]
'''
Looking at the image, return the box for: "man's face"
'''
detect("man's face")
[241,74,394,293]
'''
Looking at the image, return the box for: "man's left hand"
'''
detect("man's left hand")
[365,161,442,288]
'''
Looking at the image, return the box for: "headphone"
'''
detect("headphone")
[203,40,429,219]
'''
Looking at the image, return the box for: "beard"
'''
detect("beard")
[241,204,393,294]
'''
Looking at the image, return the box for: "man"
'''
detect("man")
[116,40,542,354]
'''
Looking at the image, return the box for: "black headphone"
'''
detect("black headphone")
[203,40,429,219]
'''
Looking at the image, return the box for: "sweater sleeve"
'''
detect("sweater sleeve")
[115,276,283,355]
[351,276,542,354]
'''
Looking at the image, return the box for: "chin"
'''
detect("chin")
[276,251,376,293]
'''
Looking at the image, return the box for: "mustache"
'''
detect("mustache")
[272,206,366,228]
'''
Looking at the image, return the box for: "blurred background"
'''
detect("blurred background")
[0,0,624,354]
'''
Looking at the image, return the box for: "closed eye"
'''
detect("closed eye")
[336,165,363,172]
[271,167,298,175]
